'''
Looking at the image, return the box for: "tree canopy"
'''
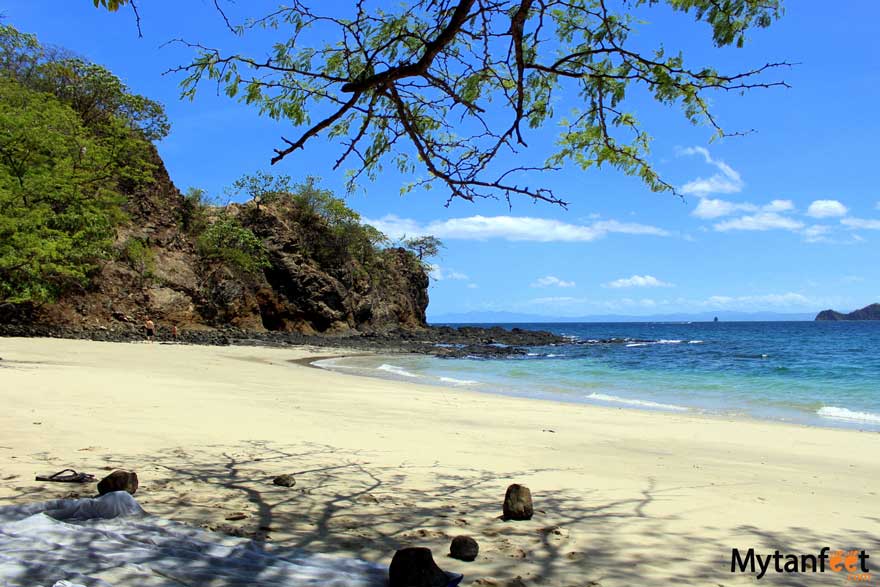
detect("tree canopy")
[0,24,164,303]
[162,0,787,206]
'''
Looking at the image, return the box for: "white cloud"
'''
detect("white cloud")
[841,217,880,230]
[428,264,469,281]
[714,212,805,232]
[807,199,848,218]
[702,292,814,308]
[692,198,757,219]
[764,199,795,213]
[466,283,479,289]
[531,275,576,288]
[679,146,744,196]
[692,198,794,220]
[802,224,832,243]
[603,275,673,289]
[364,214,670,242]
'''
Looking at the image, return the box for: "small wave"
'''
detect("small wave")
[626,342,649,347]
[439,376,479,386]
[377,364,421,378]
[817,406,880,424]
[688,340,704,344]
[586,392,688,412]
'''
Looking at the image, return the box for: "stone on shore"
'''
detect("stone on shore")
[449,535,479,561]
[97,470,139,496]
[502,484,533,520]
[389,547,459,587]
[272,474,296,487]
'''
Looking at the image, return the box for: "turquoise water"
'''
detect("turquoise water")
[317,322,880,430]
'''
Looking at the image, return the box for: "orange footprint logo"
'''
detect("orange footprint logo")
[830,550,845,573]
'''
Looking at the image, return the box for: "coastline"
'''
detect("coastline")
[311,352,880,433]
[1,337,878,586]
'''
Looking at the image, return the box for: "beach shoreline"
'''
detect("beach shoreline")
[1,337,878,586]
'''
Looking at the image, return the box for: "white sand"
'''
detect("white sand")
[0,337,877,586]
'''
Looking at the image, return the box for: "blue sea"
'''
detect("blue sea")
[316,322,880,430]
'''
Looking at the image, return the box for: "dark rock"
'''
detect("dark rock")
[449,535,479,561]
[97,470,139,496]
[502,484,533,520]
[816,303,880,321]
[272,474,296,488]
[389,547,461,587]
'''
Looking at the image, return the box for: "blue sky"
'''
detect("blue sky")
[6,1,880,318]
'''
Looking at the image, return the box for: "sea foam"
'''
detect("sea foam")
[377,364,421,378]
[439,376,479,386]
[817,406,880,424]
[586,392,688,412]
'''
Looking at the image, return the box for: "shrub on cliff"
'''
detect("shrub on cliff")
[197,218,270,276]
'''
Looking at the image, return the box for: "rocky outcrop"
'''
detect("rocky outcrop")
[815,303,880,321]
[2,146,429,335]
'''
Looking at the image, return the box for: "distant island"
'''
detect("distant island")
[815,304,880,321]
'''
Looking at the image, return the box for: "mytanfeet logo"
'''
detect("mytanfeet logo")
[731,548,871,582]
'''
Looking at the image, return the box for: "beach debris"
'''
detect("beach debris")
[389,547,463,587]
[225,512,247,521]
[272,474,296,487]
[97,470,139,496]
[35,469,96,484]
[449,535,479,562]
[502,484,533,520]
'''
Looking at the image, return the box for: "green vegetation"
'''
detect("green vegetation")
[165,0,785,205]
[197,218,270,276]
[120,237,155,277]
[402,236,443,262]
[276,176,390,267]
[0,24,164,303]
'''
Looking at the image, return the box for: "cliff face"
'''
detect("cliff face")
[9,146,429,334]
[815,304,880,321]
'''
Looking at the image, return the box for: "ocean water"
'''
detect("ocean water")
[315,322,880,430]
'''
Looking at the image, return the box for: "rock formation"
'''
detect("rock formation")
[815,303,880,321]
[2,146,429,335]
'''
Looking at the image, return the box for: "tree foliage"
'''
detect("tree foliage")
[0,24,169,141]
[0,79,125,302]
[402,235,444,261]
[170,0,787,206]
[197,217,270,275]
[227,171,292,206]
[0,24,165,303]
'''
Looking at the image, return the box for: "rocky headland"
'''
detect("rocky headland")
[815,303,880,321]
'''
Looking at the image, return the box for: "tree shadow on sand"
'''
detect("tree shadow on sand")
[4,440,877,586]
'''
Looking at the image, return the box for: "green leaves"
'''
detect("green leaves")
[170,1,785,205]
[197,218,270,275]
[0,24,161,303]
[0,79,124,302]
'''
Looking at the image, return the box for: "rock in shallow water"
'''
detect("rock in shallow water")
[449,535,479,561]
[97,470,139,496]
[502,484,533,520]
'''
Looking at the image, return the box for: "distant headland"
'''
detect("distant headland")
[815,303,880,321]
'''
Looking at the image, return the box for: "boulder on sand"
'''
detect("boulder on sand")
[389,547,463,587]
[449,535,479,561]
[502,484,533,520]
[97,470,139,496]
[272,474,296,487]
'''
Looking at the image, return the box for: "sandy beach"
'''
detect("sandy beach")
[0,337,877,586]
